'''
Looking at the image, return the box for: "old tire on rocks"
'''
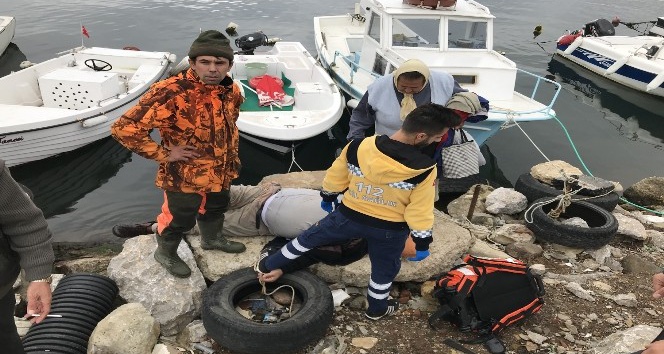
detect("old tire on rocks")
[525,198,618,249]
[514,173,619,212]
[202,267,333,354]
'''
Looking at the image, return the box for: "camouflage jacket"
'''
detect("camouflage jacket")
[111,68,244,193]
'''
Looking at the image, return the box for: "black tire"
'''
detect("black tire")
[202,268,334,354]
[525,198,618,248]
[514,173,619,211]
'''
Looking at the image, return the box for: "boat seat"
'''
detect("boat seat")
[39,68,122,110]
[128,64,164,91]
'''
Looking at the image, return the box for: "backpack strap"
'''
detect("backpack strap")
[345,138,364,166]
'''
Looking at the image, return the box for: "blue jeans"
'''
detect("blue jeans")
[264,210,409,313]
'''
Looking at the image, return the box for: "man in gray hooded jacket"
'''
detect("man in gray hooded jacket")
[0,159,54,354]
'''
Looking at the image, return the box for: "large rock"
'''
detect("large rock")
[88,303,160,354]
[447,184,495,220]
[107,235,207,336]
[311,209,473,286]
[189,235,272,281]
[530,160,583,185]
[623,177,664,208]
[613,213,648,241]
[589,325,662,354]
[485,187,528,215]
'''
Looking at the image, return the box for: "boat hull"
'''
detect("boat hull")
[556,36,664,98]
[0,16,16,55]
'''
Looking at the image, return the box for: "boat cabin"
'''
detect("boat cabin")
[351,0,519,100]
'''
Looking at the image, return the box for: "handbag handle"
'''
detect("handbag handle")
[456,129,469,143]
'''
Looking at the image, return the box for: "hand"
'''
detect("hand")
[167,145,200,162]
[321,200,334,213]
[653,273,664,299]
[643,340,664,354]
[407,250,430,262]
[24,281,52,324]
[259,269,284,283]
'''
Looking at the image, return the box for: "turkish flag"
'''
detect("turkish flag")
[81,25,90,38]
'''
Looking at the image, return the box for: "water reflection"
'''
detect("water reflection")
[547,55,664,146]
[9,137,132,218]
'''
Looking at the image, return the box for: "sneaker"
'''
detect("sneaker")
[253,251,270,274]
[365,299,400,320]
[112,222,155,238]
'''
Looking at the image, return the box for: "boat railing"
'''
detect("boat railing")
[330,49,561,117]
[331,50,381,83]
[490,68,561,117]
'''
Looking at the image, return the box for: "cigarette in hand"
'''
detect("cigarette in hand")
[28,314,62,318]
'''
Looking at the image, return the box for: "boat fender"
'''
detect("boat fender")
[563,36,583,55]
[605,55,630,75]
[557,33,580,46]
[82,115,109,128]
[646,72,664,92]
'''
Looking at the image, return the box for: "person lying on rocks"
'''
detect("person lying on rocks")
[113,183,419,269]
[636,273,664,354]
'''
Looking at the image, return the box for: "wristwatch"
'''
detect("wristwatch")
[30,276,52,284]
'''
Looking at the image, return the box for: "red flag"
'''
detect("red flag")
[81,25,90,38]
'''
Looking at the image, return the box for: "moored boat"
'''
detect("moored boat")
[0,16,16,56]
[555,17,664,98]
[0,46,176,166]
[314,0,560,146]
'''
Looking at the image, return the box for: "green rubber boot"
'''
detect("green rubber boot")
[154,233,191,278]
[198,218,246,253]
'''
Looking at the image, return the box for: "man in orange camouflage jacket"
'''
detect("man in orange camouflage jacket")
[111,30,246,278]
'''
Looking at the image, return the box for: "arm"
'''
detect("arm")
[322,142,352,195]
[643,340,664,354]
[347,93,376,141]
[653,273,664,299]
[0,164,54,322]
[404,168,437,252]
[111,85,175,163]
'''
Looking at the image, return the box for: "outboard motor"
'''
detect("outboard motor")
[235,32,269,55]
[584,19,615,37]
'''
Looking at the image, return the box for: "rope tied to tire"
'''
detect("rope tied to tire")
[258,277,296,318]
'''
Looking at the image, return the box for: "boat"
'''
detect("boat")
[0,42,26,78]
[171,33,345,150]
[555,17,664,98]
[0,16,15,56]
[314,0,560,146]
[0,46,177,166]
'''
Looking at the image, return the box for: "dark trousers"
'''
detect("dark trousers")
[0,283,25,354]
[264,210,409,313]
[159,190,230,238]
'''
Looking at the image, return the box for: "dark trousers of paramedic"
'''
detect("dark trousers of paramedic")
[160,190,230,238]
[0,282,25,354]
[264,209,409,314]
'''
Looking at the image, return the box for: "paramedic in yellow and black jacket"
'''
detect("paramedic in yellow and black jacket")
[111,30,246,278]
[256,103,461,321]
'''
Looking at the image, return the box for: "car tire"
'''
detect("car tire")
[525,197,618,248]
[202,268,334,354]
[514,173,619,211]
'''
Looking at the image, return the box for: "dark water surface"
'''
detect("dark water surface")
[1,0,663,242]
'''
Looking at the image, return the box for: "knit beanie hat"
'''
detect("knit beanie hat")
[188,30,234,62]
[445,91,481,114]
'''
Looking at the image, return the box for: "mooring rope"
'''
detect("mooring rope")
[258,278,296,318]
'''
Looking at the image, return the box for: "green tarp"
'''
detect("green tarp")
[239,74,294,112]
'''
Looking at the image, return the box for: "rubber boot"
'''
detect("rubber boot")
[198,218,246,253]
[154,233,191,278]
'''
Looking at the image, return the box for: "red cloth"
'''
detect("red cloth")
[250,75,287,107]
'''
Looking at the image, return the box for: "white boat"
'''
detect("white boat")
[314,0,560,146]
[555,17,664,98]
[0,46,176,166]
[0,16,16,56]
[172,38,345,148]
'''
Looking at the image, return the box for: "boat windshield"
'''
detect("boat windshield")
[448,20,488,49]
[392,18,440,48]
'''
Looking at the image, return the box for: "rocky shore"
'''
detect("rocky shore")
[12,161,664,354]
